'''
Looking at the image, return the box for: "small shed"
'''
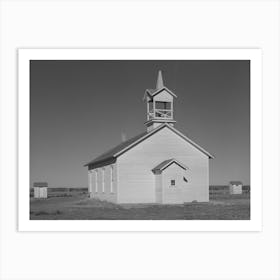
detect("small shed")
[33,182,48,198]
[229,181,242,195]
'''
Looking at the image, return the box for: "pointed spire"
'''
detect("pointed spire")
[156,70,164,89]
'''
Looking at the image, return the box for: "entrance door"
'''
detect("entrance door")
[162,164,185,204]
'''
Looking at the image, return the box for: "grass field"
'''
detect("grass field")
[30,188,250,220]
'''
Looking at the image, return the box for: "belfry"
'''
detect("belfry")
[144,71,177,131]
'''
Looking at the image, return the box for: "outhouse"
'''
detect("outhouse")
[33,182,48,198]
[229,181,243,195]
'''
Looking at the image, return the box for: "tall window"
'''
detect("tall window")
[110,165,114,193]
[95,169,98,193]
[88,171,92,193]
[102,168,105,193]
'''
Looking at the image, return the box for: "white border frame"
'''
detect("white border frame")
[18,49,262,232]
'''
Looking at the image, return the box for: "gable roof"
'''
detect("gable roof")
[33,182,48,188]
[85,123,214,169]
[84,131,147,168]
[144,87,177,100]
[152,159,188,174]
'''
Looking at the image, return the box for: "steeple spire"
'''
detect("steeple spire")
[156,70,164,89]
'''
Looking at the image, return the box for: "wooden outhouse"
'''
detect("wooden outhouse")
[33,182,48,198]
[229,181,243,195]
[85,71,214,204]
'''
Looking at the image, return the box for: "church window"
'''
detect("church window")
[102,168,105,193]
[95,169,98,193]
[110,165,113,193]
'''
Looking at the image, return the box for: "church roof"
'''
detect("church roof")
[84,131,147,168]
[85,124,214,169]
[145,87,177,99]
[152,159,188,174]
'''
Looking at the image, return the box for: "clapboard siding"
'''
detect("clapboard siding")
[117,127,209,203]
[34,187,48,198]
[229,185,242,195]
[153,90,173,102]
[162,164,185,204]
[155,174,162,203]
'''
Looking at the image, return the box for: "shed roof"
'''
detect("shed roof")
[229,181,243,185]
[152,159,187,174]
[85,123,214,169]
[33,182,48,188]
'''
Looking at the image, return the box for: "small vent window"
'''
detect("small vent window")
[170,180,176,186]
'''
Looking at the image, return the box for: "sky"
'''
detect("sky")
[30,60,250,187]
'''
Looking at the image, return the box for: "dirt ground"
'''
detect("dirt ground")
[30,192,250,220]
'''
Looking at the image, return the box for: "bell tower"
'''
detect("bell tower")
[144,71,177,132]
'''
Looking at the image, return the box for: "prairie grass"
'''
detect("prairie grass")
[30,189,250,220]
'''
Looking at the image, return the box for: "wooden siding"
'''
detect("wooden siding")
[155,174,162,203]
[229,185,242,195]
[34,187,47,198]
[153,90,173,102]
[117,127,209,203]
[147,122,164,132]
[162,163,185,204]
[89,163,118,203]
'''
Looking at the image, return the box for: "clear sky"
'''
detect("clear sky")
[30,60,250,187]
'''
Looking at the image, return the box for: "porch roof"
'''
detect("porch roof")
[152,159,188,174]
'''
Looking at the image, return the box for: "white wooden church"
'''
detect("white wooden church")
[85,71,214,204]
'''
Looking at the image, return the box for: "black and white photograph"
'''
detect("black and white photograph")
[2,1,279,280]
[29,58,250,220]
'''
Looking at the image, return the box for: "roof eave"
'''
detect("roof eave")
[165,124,214,159]
[84,156,116,168]
[152,159,188,173]
[143,90,153,101]
[113,123,166,158]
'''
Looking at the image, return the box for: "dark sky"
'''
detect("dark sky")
[30,60,250,187]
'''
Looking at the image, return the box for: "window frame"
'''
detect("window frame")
[95,169,98,193]
[102,168,105,193]
[170,179,176,187]
[110,165,114,193]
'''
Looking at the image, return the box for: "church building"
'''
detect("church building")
[84,71,214,204]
